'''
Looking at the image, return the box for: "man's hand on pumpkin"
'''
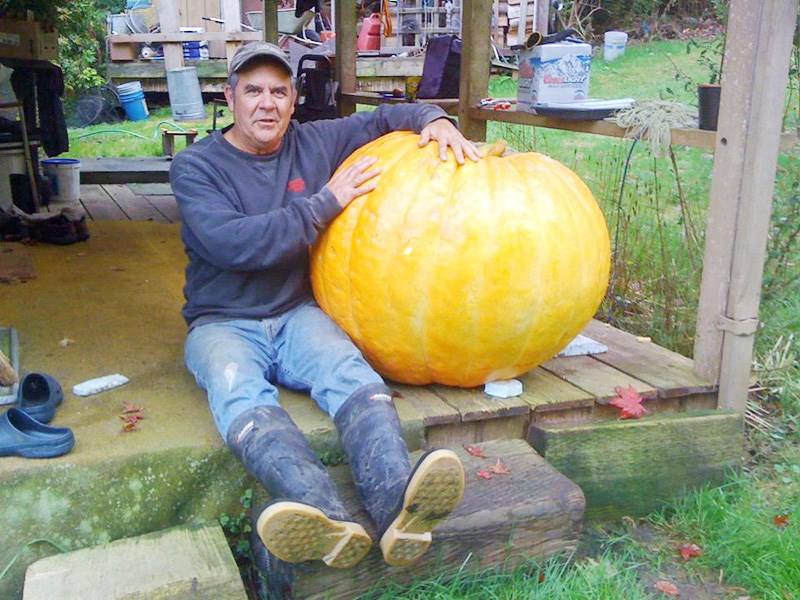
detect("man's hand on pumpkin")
[418,118,481,165]
[326,156,382,208]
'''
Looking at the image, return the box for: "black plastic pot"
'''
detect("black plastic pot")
[698,84,721,131]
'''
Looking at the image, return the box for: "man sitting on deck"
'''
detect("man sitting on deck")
[169,42,480,579]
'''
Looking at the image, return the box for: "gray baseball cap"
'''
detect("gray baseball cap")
[229,42,293,76]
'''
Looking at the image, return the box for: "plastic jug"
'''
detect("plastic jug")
[357,13,382,51]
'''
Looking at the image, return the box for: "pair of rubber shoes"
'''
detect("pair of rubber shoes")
[228,386,465,570]
[0,373,74,459]
[257,447,465,568]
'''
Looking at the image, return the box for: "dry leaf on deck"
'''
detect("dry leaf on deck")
[609,385,647,419]
[463,444,487,458]
[489,458,510,475]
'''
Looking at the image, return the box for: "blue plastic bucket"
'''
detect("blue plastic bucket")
[117,81,149,121]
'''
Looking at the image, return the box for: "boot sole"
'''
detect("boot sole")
[257,501,372,568]
[380,449,465,566]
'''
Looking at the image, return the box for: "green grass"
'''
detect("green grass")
[66,104,232,158]
[360,551,653,600]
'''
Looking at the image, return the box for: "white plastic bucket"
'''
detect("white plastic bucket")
[603,31,628,61]
[42,158,81,205]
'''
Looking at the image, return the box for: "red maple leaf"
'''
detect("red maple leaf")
[678,542,702,560]
[476,469,493,480]
[463,444,487,458]
[489,458,510,475]
[774,514,789,529]
[654,580,679,596]
[609,385,647,419]
[121,402,144,414]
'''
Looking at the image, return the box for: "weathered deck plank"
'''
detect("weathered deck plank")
[103,184,170,223]
[79,184,128,221]
[145,195,181,223]
[541,354,657,403]
[582,320,716,398]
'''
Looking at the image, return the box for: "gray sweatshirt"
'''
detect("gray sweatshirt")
[170,103,447,328]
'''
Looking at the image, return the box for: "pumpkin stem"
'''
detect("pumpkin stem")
[479,140,508,158]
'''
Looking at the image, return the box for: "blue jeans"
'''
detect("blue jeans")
[184,301,384,440]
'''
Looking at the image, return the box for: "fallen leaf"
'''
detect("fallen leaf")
[609,385,647,419]
[774,514,789,529]
[679,542,702,560]
[121,402,144,414]
[463,444,487,458]
[489,458,510,475]
[537,571,545,583]
[110,266,126,272]
[654,580,679,596]
[120,413,145,423]
[58,338,76,348]
[121,421,139,432]
[476,469,493,480]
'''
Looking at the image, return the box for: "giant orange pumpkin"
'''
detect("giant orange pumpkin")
[310,131,610,387]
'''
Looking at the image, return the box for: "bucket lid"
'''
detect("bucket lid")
[42,158,80,165]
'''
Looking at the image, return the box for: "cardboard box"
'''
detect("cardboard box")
[517,41,592,112]
[0,18,58,61]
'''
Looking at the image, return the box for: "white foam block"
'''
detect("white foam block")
[484,379,523,398]
[72,374,130,397]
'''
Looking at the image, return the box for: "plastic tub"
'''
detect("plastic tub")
[603,31,628,61]
[41,158,81,205]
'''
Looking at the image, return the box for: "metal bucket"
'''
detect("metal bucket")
[166,67,205,121]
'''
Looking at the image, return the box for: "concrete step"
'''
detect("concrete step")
[23,524,246,600]
[281,438,585,599]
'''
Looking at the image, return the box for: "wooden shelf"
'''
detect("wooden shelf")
[108,32,262,43]
[469,107,799,152]
[340,91,459,114]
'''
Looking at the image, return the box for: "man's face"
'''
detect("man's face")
[224,61,296,155]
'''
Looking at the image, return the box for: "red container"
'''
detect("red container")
[357,13,382,51]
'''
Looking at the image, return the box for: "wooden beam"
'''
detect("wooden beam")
[334,0,357,116]
[518,0,529,41]
[535,0,549,35]
[458,0,492,141]
[221,0,243,67]
[262,0,278,43]
[108,32,262,43]
[157,0,184,71]
[693,0,799,413]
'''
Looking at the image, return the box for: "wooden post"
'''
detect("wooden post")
[693,0,799,413]
[535,0,549,34]
[334,0,357,116]
[457,0,492,141]
[221,0,243,67]
[262,0,277,43]
[157,0,184,71]
[518,0,529,42]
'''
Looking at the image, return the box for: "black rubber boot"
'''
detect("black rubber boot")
[334,384,466,566]
[227,406,371,569]
[249,498,295,600]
